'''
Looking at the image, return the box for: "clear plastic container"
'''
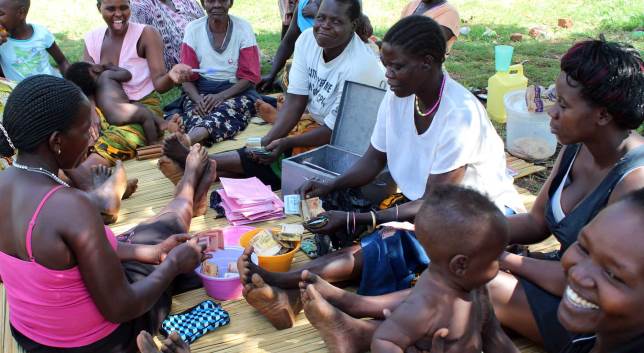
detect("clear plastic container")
[504,90,557,161]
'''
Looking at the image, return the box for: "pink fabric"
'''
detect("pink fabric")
[85,22,155,100]
[0,186,119,348]
[180,42,200,81]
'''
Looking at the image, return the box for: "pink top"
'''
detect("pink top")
[0,186,120,348]
[85,22,156,100]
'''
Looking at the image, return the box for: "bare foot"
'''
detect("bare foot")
[122,178,138,200]
[244,273,300,330]
[163,132,191,168]
[91,161,128,224]
[302,285,369,353]
[237,246,273,285]
[159,114,185,134]
[158,156,184,185]
[142,117,161,145]
[136,331,161,353]
[192,159,217,217]
[183,144,208,186]
[255,99,278,124]
[299,270,349,308]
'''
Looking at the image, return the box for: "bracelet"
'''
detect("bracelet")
[346,212,350,235]
[395,205,399,222]
[370,211,377,231]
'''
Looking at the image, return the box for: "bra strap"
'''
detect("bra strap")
[26,185,66,261]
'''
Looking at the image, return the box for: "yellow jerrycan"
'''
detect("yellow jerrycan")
[487,64,528,123]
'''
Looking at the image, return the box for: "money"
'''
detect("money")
[302,197,325,221]
[283,194,301,215]
[201,260,219,277]
[277,224,305,241]
[250,229,282,256]
[246,137,272,156]
[227,262,239,273]
[194,229,224,252]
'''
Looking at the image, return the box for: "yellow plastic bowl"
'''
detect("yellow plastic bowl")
[239,228,300,272]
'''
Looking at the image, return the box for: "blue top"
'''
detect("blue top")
[297,0,315,32]
[0,24,61,82]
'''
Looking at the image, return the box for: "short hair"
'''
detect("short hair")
[0,75,86,158]
[383,15,446,64]
[415,185,509,260]
[323,0,361,22]
[560,38,644,130]
[12,0,29,10]
[65,62,98,97]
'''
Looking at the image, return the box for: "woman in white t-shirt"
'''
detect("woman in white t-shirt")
[235,16,521,339]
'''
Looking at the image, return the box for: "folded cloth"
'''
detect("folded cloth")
[161,300,230,344]
[526,84,557,113]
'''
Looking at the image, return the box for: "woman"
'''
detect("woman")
[130,0,205,70]
[437,189,644,353]
[233,16,522,336]
[161,0,385,191]
[0,75,214,353]
[400,0,459,56]
[487,39,644,353]
[82,0,190,159]
[174,0,261,147]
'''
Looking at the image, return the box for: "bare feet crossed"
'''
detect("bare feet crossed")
[254,99,278,124]
[90,161,128,224]
[163,132,192,168]
[243,273,301,330]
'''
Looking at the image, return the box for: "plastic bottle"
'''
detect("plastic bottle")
[487,45,528,123]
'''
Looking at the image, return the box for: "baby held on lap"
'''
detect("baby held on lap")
[371,185,513,353]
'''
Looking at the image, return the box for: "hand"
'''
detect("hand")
[151,234,191,265]
[257,74,276,92]
[255,137,290,165]
[0,26,7,46]
[356,14,374,43]
[298,178,335,199]
[137,331,190,353]
[303,210,346,235]
[166,237,208,274]
[194,93,225,116]
[168,63,193,84]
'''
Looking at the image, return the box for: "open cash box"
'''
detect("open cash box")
[281,81,397,205]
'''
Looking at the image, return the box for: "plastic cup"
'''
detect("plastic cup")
[495,45,514,72]
[239,228,300,272]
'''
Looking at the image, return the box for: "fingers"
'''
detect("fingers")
[430,328,449,353]
[173,233,191,242]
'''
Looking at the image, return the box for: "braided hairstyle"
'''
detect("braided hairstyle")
[560,38,644,130]
[0,75,87,158]
[383,15,446,65]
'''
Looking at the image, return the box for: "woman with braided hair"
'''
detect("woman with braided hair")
[0,75,216,353]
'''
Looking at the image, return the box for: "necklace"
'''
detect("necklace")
[415,74,446,117]
[12,161,70,187]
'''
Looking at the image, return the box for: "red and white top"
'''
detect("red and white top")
[180,15,261,84]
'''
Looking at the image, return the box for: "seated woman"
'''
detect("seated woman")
[67,0,191,191]
[234,16,523,337]
[172,0,261,147]
[161,0,386,191]
[0,75,215,353]
[486,39,644,353]
[471,188,644,353]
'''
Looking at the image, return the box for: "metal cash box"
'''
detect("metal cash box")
[281,81,397,204]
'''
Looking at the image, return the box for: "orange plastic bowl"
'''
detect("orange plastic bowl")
[239,228,300,272]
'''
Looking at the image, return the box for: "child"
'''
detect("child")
[371,185,518,353]
[0,0,69,81]
[65,62,182,144]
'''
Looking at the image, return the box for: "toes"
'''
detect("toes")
[301,269,317,283]
[305,284,321,301]
[250,273,266,288]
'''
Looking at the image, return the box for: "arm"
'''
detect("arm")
[212,79,252,101]
[61,192,202,323]
[182,80,201,103]
[140,26,181,93]
[102,66,133,82]
[115,234,190,265]
[506,146,567,245]
[259,14,302,90]
[499,252,566,296]
[262,93,309,143]
[46,41,70,74]
[371,295,433,353]
[82,45,94,63]
[481,291,521,353]
[281,124,331,149]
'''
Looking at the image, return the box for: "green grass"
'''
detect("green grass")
[29,0,643,91]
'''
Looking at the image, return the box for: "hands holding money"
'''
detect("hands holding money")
[303,210,347,235]
[298,177,336,199]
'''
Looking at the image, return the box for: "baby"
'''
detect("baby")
[65,62,181,144]
[371,185,518,353]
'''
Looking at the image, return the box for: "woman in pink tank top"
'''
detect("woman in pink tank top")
[0,75,216,352]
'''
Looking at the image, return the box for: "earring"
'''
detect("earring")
[57,149,62,155]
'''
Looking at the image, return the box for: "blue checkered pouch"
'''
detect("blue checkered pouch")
[161,300,230,344]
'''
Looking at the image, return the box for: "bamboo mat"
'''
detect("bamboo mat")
[0,121,550,353]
